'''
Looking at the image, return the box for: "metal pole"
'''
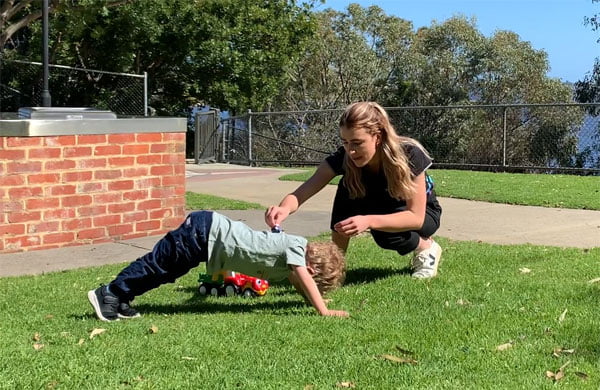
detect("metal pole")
[247,109,252,165]
[502,107,507,167]
[41,0,51,107]
[194,111,200,164]
[143,71,148,116]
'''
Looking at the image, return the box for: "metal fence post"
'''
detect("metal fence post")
[247,109,253,165]
[502,106,507,167]
[194,111,201,164]
[143,71,148,116]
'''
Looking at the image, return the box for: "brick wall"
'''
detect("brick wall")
[0,132,186,253]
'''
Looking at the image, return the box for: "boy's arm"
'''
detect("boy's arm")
[289,265,349,318]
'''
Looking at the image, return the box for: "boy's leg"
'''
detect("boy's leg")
[88,211,213,320]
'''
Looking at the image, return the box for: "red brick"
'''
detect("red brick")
[45,136,76,146]
[78,205,107,217]
[0,224,26,235]
[163,154,184,164]
[7,161,43,173]
[45,160,76,171]
[62,218,92,230]
[44,208,76,220]
[0,175,25,186]
[108,180,134,191]
[64,146,93,158]
[0,149,26,160]
[43,232,75,244]
[94,214,121,226]
[26,198,60,210]
[94,193,122,203]
[150,144,168,153]
[136,220,161,231]
[138,199,162,210]
[123,211,147,223]
[123,167,148,178]
[123,190,148,201]
[95,145,121,156]
[6,235,41,249]
[29,148,61,159]
[8,211,41,223]
[137,155,161,165]
[28,221,60,233]
[162,175,185,186]
[123,144,149,155]
[95,170,122,180]
[137,133,162,142]
[108,224,134,236]
[151,188,176,198]
[7,137,42,147]
[164,133,185,141]
[150,209,172,219]
[150,165,173,175]
[9,187,44,199]
[78,182,105,193]
[63,171,92,182]
[77,158,107,169]
[78,134,107,144]
[49,185,77,196]
[108,156,135,167]
[135,177,160,188]
[108,133,135,143]
[28,173,60,184]
[62,195,93,208]
[163,216,185,229]
[108,202,136,213]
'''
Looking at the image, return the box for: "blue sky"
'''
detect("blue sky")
[319,0,599,83]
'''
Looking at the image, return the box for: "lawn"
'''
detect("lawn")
[1,172,599,388]
[279,169,600,210]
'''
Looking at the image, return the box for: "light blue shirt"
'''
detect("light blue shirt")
[207,212,307,281]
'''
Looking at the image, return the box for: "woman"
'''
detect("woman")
[265,102,443,278]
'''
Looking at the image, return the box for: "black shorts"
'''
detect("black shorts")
[330,181,442,255]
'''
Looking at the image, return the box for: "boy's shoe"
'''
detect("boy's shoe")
[87,285,120,321]
[411,240,442,279]
[118,302,141,319]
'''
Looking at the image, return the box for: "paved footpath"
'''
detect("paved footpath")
[1,163,598,277]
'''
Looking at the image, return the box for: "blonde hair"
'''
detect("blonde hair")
[339,101,430,200]
[305,241,346,295]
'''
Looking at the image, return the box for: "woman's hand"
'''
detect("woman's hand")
[333,215,371,237]
[264,205,290,228]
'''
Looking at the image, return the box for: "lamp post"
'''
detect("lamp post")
[41,0,51,107]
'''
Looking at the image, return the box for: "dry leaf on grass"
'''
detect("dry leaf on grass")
[336,382,355,388]
[78,338,85,346]
[587,277,600,284]
[575,371,589,380]
[89,328,106,339]
[558,309,568,323]
[546,361,570,382]
[182,356,196,360]
[496,342,513,351]
[552,347,575,357]
[32,333,41,342]
[379,354,418,365]
[519,267,532,274]
[149,325,159,334]
[33,343,44,350]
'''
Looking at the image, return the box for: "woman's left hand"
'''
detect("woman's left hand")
[334,216,370,237]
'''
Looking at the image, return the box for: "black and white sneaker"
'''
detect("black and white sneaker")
[118,301,141,319]
[87,285,120,321]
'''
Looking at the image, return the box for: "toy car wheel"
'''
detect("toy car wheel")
[242,288,256,298]
[210,287,220,297]
[224,283,240,297]
[198,284,208,296]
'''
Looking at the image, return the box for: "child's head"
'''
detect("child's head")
[305,241,346,295]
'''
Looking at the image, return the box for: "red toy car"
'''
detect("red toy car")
[198,270,269,297]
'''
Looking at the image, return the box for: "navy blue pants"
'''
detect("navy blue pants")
[109,211,213,302]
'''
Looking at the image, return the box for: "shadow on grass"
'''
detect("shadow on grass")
[344,265,411,286]
[133,299,303,316]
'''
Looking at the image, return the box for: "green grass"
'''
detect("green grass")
[1,237,599,389]
[185,191,263,210]
[278,169,600,210]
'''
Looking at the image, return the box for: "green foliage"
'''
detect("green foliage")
[1,237,599,388]
[277,168,600,210]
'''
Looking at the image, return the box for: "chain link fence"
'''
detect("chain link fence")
[0,59,147,118]
[208,104,600,174]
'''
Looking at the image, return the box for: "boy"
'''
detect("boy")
[88,210,348,321]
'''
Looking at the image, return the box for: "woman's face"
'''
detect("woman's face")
[340,126,379,168]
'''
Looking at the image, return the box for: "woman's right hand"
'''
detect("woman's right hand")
[265,205,290,228]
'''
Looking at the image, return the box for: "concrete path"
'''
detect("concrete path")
[1,163,598,277]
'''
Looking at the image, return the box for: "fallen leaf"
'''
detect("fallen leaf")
[182,356,196,360]
[574,371,588,380]
[587,277,600,284]
[32,333,41,342]
[33,342,44,350]
[78,338,85,346]
[546,361,570,382]
[496,342,513,351]
[379,354,418,365]
[456,298,470,306]
[304,385,315,390]
[89,328,106,339]
[149,325,159,334]
[552,347,575,357]
[558,309,568,323]
[519,267,532,274]
[44,314,54,320]
[336,382,355,388]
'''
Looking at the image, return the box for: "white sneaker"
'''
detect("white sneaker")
[411,240,442,278]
